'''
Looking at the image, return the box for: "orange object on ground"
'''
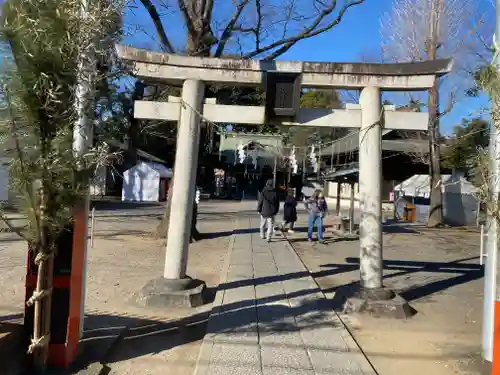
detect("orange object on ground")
[404,203,416,222]
[492,301,500,374]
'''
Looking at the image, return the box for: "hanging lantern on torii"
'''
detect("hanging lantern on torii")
[264,71,302,123]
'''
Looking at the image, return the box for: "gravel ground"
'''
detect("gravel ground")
[0,200,252,375]
[289,215,488,375]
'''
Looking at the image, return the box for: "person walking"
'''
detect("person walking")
[257,179,279,242]
[305,189,328,243]
[282,189,298,233]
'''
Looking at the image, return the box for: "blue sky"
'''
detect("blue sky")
[122,0,495,135]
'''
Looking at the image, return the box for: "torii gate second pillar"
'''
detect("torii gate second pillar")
[341,86,414,318]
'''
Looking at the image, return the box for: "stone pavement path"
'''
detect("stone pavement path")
[194,215,376,375]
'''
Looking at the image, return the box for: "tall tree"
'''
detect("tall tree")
[380,0,491,227]
[137,0,366,58]
[147,1,367,237]
[441,117,489,171]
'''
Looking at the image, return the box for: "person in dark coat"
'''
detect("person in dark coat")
[281,189,298,233]
[257,179,280,242]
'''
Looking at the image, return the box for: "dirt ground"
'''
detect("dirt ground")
[290,218,489,375]
[0,201,240,375]
[0,201,493,375]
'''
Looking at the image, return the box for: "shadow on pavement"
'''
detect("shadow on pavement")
[382,224,420,234]
[0,313,23,323]
[205,226,309,239]
[91,200,163,211]
[0,318,25,375]
[10,252,484,374]
[39,252,483,374]
[0,234,25,243]
[205,221,419,240]
[8,217,481,374]
[316,256,483,304]
[31,286,334,374]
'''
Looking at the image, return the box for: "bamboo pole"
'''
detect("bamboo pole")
[29,193,54,372]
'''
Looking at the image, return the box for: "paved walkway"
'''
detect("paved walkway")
[194,215,376,375]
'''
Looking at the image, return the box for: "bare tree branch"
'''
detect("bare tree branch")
[243,0,365,60]
[280,0,295,40]
[254,0,263,51]
[139,0,176,52]
[138,0,366,60]
[202,0,214,21]
[177,0,196,39]
[214,0,251,57]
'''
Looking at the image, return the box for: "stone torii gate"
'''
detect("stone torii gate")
[116,45,452,315]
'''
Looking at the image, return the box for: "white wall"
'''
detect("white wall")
[122,163,161,202]
[326,181,359,200]
[326,182,394,213]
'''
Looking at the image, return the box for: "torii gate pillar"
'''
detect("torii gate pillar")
[135,79,207,308]
[164,79,204,280]
[358,86,384,291]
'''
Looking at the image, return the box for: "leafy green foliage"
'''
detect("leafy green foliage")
[208,84,264,106]
[441,118,489,171]
[1,0,122,248]
[284,89,346,147]
[300,90,339,108]
[467,64,499,97]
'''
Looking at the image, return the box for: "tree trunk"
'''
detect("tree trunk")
[156,177,174,238]
[155,125,204,241]
[127,81,145,166]
[427,78,443,227]
[155,169,201,241]
[155,0,212,240]
[426,4,443,228]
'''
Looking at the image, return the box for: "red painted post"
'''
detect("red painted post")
[24,203,88,368]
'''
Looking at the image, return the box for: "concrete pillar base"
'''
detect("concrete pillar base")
[333,284,415,319]
[133,276,206,308]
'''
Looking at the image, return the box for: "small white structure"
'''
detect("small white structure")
[394,174,479,226]
[122,161,173,202]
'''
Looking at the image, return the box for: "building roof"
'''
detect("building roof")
[322,165,359,182]
[125,161,173,178]
[394,174,478,196]
[105,139,166,163]
[320,130,445,156]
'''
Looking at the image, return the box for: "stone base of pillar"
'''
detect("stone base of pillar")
[133,276,206,308]
[333,284,415,319]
